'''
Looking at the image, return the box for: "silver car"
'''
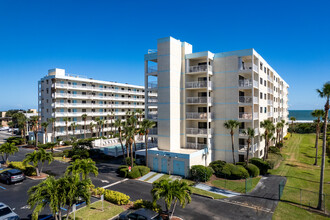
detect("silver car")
[0,203,19,220]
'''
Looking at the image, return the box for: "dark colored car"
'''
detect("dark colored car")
[0,169,25,184]
[118,208,162,220]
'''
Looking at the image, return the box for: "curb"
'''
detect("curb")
[192,192,214,200]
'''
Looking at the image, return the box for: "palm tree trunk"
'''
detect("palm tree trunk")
[314,122,320,165]
[119,132,126,160]
[246,141,250,166]
[84,121,86,139]
[130,141,134,167]
[126,143,129,158]
[36,167,40,177]
[281,127,284,143]
[263,132,268,161]
[170,199,178,219]
[145,134,148,167]
[231,131,235,164]
[317,100,329,210]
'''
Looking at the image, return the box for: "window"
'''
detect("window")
[82,109,86,112]
[260,107,262,113]
[264,94,266,99]
[260,92,263,99]
[264,107,267,113]
[260,62,263,70]
[264,81,266,86]
[264,67,266,73]
[260,78,263,84]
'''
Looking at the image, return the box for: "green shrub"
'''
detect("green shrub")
[8,161,36,176]
[230,165,249,179]
[209,160,226,177]
[104,189,130,205]
[63,140,72,146]
[127,167,141,179]
[124,157,136,166]
[245,164,260,177]
[190,165,213,182]
[249,158,270,175]
[133,199,162,213]
[269,146,281,155]
[119,167,129,177]
[6,137,24,145]
[137,166,150,176]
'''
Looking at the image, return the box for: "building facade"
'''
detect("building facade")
[39,68,145,141]
[144,37,289,176]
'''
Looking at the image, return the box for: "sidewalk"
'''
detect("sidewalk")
[194,183,241,198]
[139,172,182,184]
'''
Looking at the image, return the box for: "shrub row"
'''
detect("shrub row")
[91,187,130,205]
[133,199,162,213]
[190,165,214,182]
[8,161,36,176]
[209,161,250,179]
[249,158,270,175]
[118,165,150,179]
[6,137,24,145]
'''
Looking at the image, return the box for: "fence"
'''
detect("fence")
[279,181,330,213]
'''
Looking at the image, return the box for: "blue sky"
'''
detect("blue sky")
[0,0,329,111]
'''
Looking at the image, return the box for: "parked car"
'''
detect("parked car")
[0,203,19,220]
[0,169,25,185]
[118,208,162,220]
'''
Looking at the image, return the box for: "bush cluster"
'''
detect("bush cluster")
[249,158,270,175]
[6,137,25,145]
[283,133,290,140]
[8,161,36,176]
[190,165,213,182]
[245,164,260,177]
[133,199,162,213]
[38,143,56,150]
[91,187,130,205]
[72,138,96,149]
[209,160,249,179]
[118,165,150,179]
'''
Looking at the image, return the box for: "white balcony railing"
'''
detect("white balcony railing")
[239,96,253,104]
[267,100,273,105]
[239,143,258,153]
[184,142,207,150]
[239,112,252,120]
[188,64,212,73]
[253,64,259,73]
[267,112,274,117]
[267,88,273,93]
[186,112,213,120]
[148,82,158,89]
[185,81,212,89]
[148,98,158,103]
[267,75,273,82]
[186,128,212,135]
[148,128,158,135]
[238,79,252,87]
[253,96,259,104]
[186,97,212,104]
[148,66,157,73]
[239,128,259,136]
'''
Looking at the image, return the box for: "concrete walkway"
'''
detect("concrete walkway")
[147,173,164,183]
[139,171,156,181]
[194,183,241,198]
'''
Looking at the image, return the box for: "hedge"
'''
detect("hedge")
[190,165,213,182]
[210,162,249,180]
[118,165,150,179]
[133,200,162,213]
[249,158,270,175]
[6,137,24,145]
[245,164,260,177]
[8,161,36,176]
[91,187,130,205]
[209,160,226,177]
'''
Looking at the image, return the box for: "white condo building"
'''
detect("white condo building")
[39,68,145,141]
[144,37,289,177]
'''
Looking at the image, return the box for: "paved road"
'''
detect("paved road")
[0,131,15,144]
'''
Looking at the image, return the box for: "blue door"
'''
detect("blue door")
[153,158,158,172]
[161,158,167,173]
[173,160,185,176]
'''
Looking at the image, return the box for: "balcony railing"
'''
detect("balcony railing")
[186,112,213,120]
[253,96,259,104]
[239,128,259,136]
[253,64,259,72]
[267,100,273,105]
[186,128,212,135]
[239,96,253,104]
[185,81,212,89]
[147,113,158,120]
[238,79,252,87]
[267,112,274,117]
[186,97,212,104]
[267,88,273,93]
[148,98,158,103]
[267,75,273,82]
[188,64,212,73]
[238,143,258,153]
[184,142,207,150]
[239,112,252,120]
[148,66,158,73]
[148,128,158,135]
[148,82,158,89]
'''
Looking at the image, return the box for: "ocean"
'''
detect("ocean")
[289,110,315,121]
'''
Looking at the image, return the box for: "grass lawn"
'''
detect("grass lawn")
[271,133,330,219]
[54,156,71,163]
[69,201,124,220]
[211,177,261,193]
[181,179,227,199]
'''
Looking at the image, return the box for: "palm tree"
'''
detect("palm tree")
[47,118,56,144]
[30,116,39,148]
[23,150,41,176]
[17,114,28,144]
[81,114,88,139]
[7,121,14,137]
[89,122,95,137]
[65,158,98,180]
[136,109,144,127]
[71,122,77,137]
[109,111,115,138]
[95,117,101,137]
[114,118,126,160]
[125,123,135,167]
[280,119,286,143]
[141,119,156,167]
[242,128,255,166]
[223,120,240,164]
[260,119,275,160]
[63,117,70,141]
[38,148,53,174]
[289,116,296,137]
[151,179,192,218]
[41,122,49,143]
[311,109,325,166]
[316,82,330,210]
[0,142,19,164]
[275,121,284,147]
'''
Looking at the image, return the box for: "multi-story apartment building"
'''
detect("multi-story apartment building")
[39,68,145,142]
[144,37,289,176]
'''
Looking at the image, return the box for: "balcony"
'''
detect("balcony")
[147,66,158,74]
[185,81,212,89]
[184,142,207,150]
[267,75,273,82]
[148,128,158,135]
[238,64,258,73]
[186,128,212,136]
[147,113,158,120]
[239,112,252,120]
[267,88,273,94]
[267,100,273,105]
[186,112,213,120]
[148,82,158,90]
[239,128,259,136]
[267,112,274,117]
[238,79,258,89]
[186,97,212,104]
[188,64,212,73]
[253,96,259,104]
[147,98,158,104]
[238,143,258,153]
[239,96,253,104]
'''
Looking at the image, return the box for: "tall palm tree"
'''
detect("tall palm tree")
[280,119,286,143]
[124,122,135,167]
[242,128,255,166]
[38,148,54,174]
[289,116,296,137]
[89,122,95,137]
[260,119,275,160]
[71,122,77,137]
[316,82,330,210]
[95,117,101,137]
[63,117,70,141]
[65,158,98,180]
[136,109,144,127]
[275,121,284,147]
[110,111,115,138]
[223,120,240,164]
[30,115,39,148]
[41,122,49,143]
[17,114,28,144]
[81,114,88,139]
[141,119,156,167]
[47,118,56,143]
[0,142,19,164]
[151,179,192,218]
[23,150,41,176]
[114,118,126,160]
[311,109,325,166]
[128,116,138,152]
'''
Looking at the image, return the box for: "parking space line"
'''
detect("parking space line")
[102,178,128,189]
[39,214,52,220]
[0,185,6,190]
